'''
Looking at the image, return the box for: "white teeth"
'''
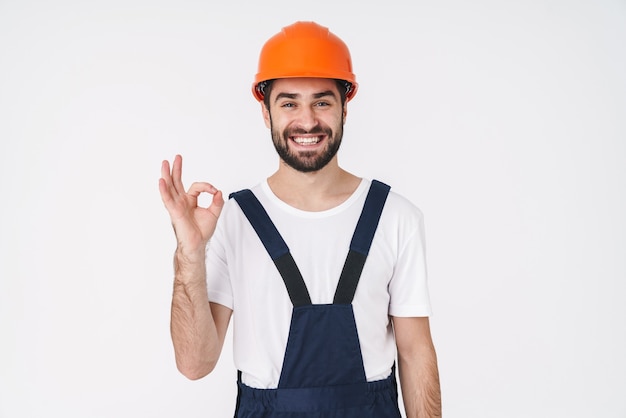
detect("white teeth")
[293,136,321,145]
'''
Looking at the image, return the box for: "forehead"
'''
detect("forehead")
[270,77,340,99]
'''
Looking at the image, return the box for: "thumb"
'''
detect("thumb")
[209,190,225,218]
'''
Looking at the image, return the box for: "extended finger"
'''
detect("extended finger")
[171,154,186,195]
[158,177,174,205]
[160,159,173,189]
[159,160,178,205]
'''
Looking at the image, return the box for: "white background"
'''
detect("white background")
[1,0,625,417]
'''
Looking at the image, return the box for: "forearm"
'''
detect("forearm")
[393,316,441,417]
[398,342,442,418]
[170,248,220,380]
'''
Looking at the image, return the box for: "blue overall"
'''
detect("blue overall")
[229,180,401,417]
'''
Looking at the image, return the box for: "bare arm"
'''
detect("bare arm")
[170,250,232,379]
[392,316,442,417]
[159,155,231,380]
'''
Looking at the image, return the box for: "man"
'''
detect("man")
[159,21,441,417]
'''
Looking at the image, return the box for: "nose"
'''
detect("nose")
[296,106,317,132]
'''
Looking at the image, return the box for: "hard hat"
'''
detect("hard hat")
[252,21,358,102]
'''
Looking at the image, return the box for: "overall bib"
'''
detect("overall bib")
[229,180,401,418]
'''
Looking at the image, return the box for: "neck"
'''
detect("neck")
[267,159,361,211]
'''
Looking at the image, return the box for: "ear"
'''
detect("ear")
[342,103,348,124]
[261,102,271,128]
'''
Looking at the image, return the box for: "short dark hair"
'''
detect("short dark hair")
[260,79,351,109]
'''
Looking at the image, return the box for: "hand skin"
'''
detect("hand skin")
[392,316,442,418]
[159,155,232,379]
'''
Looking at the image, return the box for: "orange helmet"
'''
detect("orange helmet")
[252,21,358,102]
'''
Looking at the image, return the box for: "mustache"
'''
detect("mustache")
[285,126,332,136]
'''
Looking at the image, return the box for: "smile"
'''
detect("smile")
[291,136,323,145]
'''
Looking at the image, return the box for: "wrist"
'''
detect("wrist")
[173,247,207,285]
[174,245,206,265]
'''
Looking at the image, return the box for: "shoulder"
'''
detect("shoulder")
[386,189,423,215]
[366,181,425,249]
[378,182,425,224]
[223,182,265,211]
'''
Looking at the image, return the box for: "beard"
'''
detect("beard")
[270,119,344,173]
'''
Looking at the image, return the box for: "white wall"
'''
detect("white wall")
[1,0,624,417]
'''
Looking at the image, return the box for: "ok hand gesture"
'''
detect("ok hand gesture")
[159,155,224,257]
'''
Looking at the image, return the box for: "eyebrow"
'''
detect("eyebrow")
[274,90,338,104]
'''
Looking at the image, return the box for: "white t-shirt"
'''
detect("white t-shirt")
[206,178,432,389]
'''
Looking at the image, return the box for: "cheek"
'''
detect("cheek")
[328,115,344,129]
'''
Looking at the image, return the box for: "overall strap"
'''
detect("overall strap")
[229,189,312,307]
[333,180,391,304]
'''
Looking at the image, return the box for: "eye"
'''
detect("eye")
[314,101,330,107]
[281,102,296,108]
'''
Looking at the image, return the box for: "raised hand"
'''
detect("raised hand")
[159,155,224,257]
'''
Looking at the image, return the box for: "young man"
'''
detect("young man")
[159,21,441,417]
